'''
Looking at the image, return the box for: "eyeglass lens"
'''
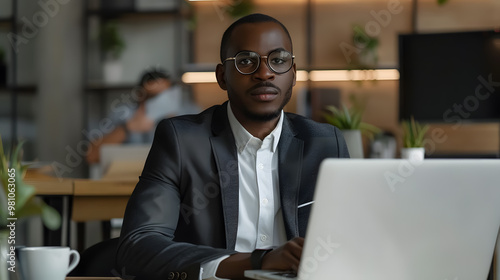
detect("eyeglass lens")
[234,50,293,74]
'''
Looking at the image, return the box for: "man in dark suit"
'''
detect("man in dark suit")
[116,13,349,280]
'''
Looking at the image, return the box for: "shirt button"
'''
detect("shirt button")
[260,235,268,242]
[258,163,264,169]
[262,198,268,205]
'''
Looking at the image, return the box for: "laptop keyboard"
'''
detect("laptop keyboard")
[272,271,297,278]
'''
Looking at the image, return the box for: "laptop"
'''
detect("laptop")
[245,159,500,280]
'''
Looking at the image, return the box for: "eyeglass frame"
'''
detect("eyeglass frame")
[223,49,295,75]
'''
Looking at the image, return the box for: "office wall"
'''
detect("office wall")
[1,0,499,165]
[190,0,500,156]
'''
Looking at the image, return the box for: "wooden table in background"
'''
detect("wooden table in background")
[72,179,135,222]
[72,160,141,222]
[26,161,140,250]
[25,168,74,195]
[25,168,74,246]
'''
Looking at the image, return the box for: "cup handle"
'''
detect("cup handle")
[67,249,80,274]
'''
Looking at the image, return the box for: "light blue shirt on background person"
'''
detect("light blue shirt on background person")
[108,84,200,144]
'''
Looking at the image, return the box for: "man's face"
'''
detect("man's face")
[216,22,296,123]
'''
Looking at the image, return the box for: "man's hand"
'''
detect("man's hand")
[216,237,304,279]
[262,237,304,272]
[126,103,155,133]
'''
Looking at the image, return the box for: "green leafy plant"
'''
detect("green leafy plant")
[224,0,254,19]
[99,21,125,60]
[0,136,61,230]
[437,0,449,5]
[401,117,429,148]
[323,104,380,138]
[351,25,379,69]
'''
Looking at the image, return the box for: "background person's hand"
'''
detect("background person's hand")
[126,103,155,133]
[262,237,304,272]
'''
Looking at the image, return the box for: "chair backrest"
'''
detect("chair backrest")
[69,237,120,277]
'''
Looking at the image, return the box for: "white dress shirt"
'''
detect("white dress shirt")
[200,103,287,279]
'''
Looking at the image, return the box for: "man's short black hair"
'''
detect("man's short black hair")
[138,68,170,86]
[219,13,293,62]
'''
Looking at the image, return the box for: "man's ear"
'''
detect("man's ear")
[216,64,227,90]
[292,63,297,87]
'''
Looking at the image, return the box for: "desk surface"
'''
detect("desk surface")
[26,164,139,222]
[26,160,141,196]
[25,168,73,195]
[72,179,135,222]
[73,179,136,196]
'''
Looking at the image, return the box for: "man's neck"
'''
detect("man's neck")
[240,118,280,140]
[227,103,282,141]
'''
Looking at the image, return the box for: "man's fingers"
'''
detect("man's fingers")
[288,237,304,260]
[294,237,304,246]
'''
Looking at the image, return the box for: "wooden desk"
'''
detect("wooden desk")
[25,168,74,195]
[71,160,141,221]
[25,168,74,246]
[72,179,135,222]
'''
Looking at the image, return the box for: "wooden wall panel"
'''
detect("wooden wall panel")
[189,0,500,156]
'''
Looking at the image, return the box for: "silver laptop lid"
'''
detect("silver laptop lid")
[299,159,500,280]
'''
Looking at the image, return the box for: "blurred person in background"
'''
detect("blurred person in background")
[86,69,198,164]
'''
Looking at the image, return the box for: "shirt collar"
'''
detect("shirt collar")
[227,102,283,154]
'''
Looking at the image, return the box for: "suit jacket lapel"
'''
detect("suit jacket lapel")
[278,115,304,239]
[210,103,240,250]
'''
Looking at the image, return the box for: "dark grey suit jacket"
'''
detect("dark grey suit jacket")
[116,102,349,280]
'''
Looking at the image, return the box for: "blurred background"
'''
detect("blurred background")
[0,0,499,178]
[0,1,500,270]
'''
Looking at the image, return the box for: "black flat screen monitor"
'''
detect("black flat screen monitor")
[399,30,500,122]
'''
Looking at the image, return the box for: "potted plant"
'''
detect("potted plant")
[323,102,380,158]
[0,46,6,86]
[224,0,254,19]
[99,21,126,83]
[401,117,429,160]
[351,25,379,69]
[0,137,61,279]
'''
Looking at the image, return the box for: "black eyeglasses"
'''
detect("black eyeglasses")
[223,50,295,75]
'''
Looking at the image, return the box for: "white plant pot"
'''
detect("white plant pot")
[342,129,363,158]
[103,60,123,84]
[401,147,425,161]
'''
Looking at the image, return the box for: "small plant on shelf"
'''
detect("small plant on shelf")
[323,97,380,159]
[401,117,429,148]
[323,103,380,138]
[99,21,126,60]
[224,0,255,19]
[350,24,379,69]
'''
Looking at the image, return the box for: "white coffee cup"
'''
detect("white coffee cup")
[18,246,80,280]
